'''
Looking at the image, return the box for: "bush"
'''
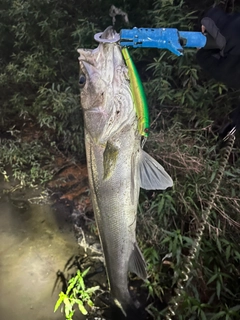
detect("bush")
[1,0,240,319]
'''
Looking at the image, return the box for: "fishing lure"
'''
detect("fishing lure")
[121,47,150,138]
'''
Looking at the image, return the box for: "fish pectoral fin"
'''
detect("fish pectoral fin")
[129,243,147,280]
[139,149,173,190]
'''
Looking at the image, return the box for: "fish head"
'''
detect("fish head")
[78,27,122,110]
[78,27,136,144]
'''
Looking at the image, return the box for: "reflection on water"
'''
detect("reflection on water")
[0,184,83,320]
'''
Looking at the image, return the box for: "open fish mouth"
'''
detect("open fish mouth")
[94,26,120,43]
[78,26,123,92]
[78,26,120,67]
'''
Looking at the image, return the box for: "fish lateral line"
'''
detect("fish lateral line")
[121,47,150,138]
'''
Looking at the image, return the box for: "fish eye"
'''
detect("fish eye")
[79,74,86,88]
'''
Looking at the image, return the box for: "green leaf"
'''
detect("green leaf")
[87,299,94,307]
[200,310,207,320]
[226,245,231,262]
[77,300,88,315]
[230,305,240,312]
[54,292,65,312]
[216,280,221,299]
[82,267,90,278]
[85,285,100,294]
[211,311,227,320]
[234,250,240,261]
[161,236,171,244]
[63,297,73,317]
[177,232,183,246]
[158,197,165,213]
[209,171,216,183]
[216,238,222,253]
[207,273,218,285]
[79,276,85,291]
[66,275,78,295]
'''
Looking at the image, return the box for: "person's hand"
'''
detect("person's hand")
[196,7,240,89]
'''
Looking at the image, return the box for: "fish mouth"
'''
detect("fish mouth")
[78,26,122,79]
[94,26,120,43]
[78,26,119,64]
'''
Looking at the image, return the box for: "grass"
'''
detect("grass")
[137,121,240,319]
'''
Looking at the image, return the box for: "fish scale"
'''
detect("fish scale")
[86,122,141,312]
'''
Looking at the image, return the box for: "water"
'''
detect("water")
[0,183,83,320]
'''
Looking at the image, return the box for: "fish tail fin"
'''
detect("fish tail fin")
[129,242,147,280]
[139,149,173,190]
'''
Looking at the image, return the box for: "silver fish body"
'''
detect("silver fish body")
[78,27,173,316]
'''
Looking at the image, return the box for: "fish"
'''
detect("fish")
[77,26,173,317]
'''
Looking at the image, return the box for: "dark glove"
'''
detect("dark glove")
[196,7,240,89]
[219,105,240,140]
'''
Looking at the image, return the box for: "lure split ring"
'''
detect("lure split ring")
[94,32,120,43]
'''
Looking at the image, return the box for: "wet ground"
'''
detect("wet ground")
[0,182,84,320]
[0,164,150,320]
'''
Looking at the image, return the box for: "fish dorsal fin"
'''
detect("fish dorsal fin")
[129,243,147,280]
[139,149,173,190]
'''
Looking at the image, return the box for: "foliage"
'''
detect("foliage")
[145,0,240,131]
[1,0,240,319]
[0,0,103,180]
[54,268,100,319]
[135,1,240,318]
[0,0,154,186]
[0,138,54,187]
[138,124,240,319]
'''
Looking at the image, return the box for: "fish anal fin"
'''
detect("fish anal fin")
[139,149,173,190]
[129,243,147,280]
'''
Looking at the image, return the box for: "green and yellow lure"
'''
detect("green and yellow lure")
[121,47,150,138]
